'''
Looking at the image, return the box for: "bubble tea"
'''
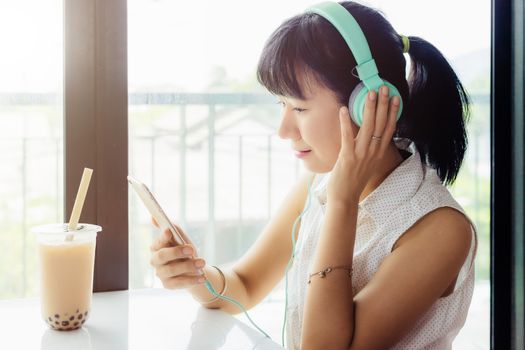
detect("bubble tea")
[33,223,101,331]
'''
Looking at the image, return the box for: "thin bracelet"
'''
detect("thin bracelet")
[198,265,228,304]
[307,266,353,284]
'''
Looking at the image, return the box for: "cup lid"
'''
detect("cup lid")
[31,223,102,235]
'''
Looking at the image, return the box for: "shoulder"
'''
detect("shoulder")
[393,206,472,263]
[349,208,473,348]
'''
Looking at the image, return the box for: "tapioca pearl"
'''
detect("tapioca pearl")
[55,321,59,325]
[48,317,52,322]
[54,314,59,319]
[61,321,69,327]
[81,319,86,325]
[78,314,83,320]
[76,309,79,313]
[74,322,79,327]
[84,311,88,317]
[69,316,75,321]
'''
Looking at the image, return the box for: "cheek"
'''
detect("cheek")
[330,130,342,161]
[301,112,345,156]
[318,118,343,159]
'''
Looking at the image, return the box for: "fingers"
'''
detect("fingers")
[380,95,401,154]
[339,107,355,153]
[149,227,205,290]
[150,228,177,252]
[150,244,195,265]
[357,85,400,156]
[373,86,390,140]
[355,90,377,155]
[155,257,206,279]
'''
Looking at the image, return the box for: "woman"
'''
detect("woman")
[149,1,477,348]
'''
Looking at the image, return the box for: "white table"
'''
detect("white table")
[0,288,285,350]
[0,284,489,349]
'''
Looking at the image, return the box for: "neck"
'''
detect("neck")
[358,142,406,203]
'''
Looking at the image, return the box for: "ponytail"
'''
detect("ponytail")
[398,36,471,186]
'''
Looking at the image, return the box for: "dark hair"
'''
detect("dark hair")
[256,1,471,186]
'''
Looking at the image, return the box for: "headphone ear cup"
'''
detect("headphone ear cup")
[348,82,367,127]
[348,80,404,127]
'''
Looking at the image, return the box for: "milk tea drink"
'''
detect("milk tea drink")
[33,223,102,331]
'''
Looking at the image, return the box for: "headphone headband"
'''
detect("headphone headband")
[306,2,371,65]
[305,1,403,125]
[306,2,383,90]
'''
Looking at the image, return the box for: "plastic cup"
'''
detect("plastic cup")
[32,223,102,331]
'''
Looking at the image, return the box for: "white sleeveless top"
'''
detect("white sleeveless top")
[285,137,478,349]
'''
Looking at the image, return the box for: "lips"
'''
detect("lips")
[294,149,311,158]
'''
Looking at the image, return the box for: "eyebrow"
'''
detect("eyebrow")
[278,94,313,103]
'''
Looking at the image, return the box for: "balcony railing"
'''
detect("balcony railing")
[0,92,490,297]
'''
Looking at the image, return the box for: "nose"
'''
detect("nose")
[277,107,299,140]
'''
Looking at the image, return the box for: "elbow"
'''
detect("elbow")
[300,325,358,350]
[301,341,349,350]
[300,333,353,350]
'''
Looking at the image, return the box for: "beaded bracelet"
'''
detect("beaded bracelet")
[307,266,353,284]
[198,265,228,304]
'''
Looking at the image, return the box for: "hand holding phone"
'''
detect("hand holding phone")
[128,175,207,289]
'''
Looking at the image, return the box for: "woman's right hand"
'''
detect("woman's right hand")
[149,217,207,290]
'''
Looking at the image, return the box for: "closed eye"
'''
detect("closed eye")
[276,100,307,113]
[293,108,307,113]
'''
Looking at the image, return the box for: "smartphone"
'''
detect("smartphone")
[127,175,189,246]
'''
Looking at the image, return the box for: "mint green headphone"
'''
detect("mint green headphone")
[306,2,403,126]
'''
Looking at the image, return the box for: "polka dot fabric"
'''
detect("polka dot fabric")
[285,138,478,350]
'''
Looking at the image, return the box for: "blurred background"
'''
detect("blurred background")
[0,0,490,348]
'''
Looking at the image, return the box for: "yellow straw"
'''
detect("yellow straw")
[66,168,93,240]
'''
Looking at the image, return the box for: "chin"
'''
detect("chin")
[302,159,333,174]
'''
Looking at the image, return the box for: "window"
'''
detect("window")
[0,0,128,298]
[0,0,64,299]
[127,0,302,288]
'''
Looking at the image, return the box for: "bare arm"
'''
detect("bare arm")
[188,173,313,314]
[300,205,472,350]
[300,199,357,348]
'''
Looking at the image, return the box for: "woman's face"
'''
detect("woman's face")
[277,78,358,173]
